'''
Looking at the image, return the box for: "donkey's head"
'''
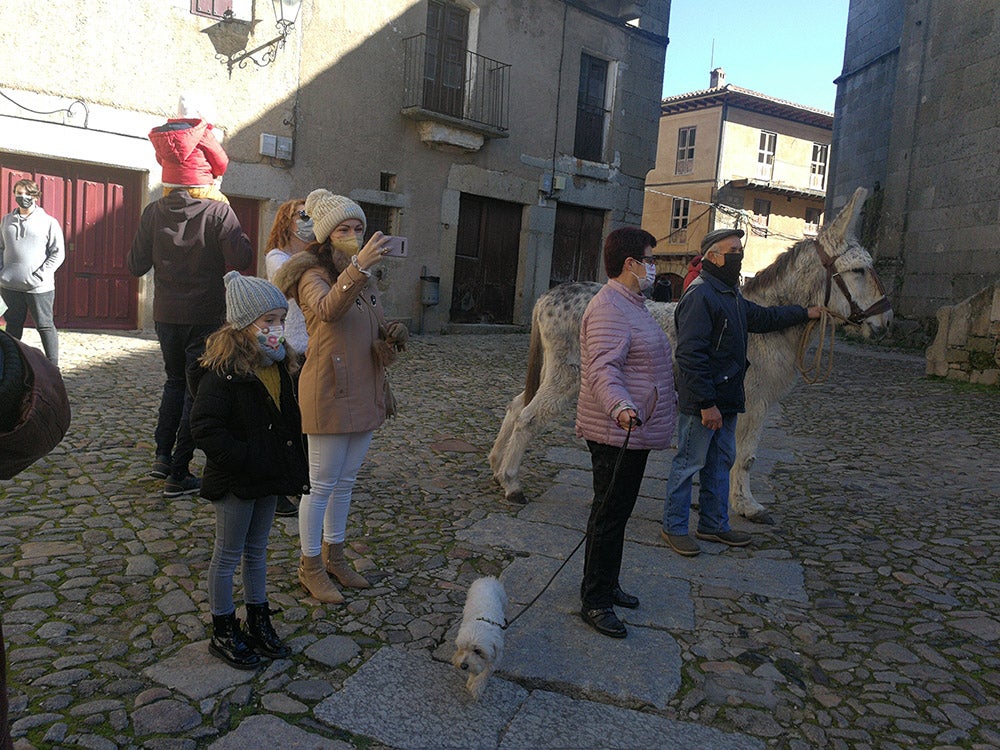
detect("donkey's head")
[815,187,893,339]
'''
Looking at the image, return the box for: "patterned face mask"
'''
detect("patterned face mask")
[254,324,286,362]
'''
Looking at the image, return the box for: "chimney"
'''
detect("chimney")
[710,67,726,88]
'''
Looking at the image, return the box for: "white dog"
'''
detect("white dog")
[451,576,507,699]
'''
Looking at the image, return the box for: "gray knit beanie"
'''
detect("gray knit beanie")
[305,189,366,243]
[224,271,288,330]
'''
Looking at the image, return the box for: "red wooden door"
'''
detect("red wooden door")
[1,154,142,329]
[228,195,260,274]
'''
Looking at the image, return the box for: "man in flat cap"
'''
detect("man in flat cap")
[661,227,820,557]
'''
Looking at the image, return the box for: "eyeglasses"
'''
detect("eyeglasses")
[298,210,310,221]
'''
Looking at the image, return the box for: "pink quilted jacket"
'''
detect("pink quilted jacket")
[575,280,677,450]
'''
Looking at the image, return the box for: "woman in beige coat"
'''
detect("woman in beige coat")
[274,190,406,603]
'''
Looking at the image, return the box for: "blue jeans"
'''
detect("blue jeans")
[154,322,216,479]
[663,412,738,536]
[1,289,58,365]
[208,492,277,615]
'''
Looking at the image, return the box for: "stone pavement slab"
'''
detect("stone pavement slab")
[314,647,530,749]
[208,714,352,749]
[143,642,256,700]
[316,647,760,750]
[499,690,765,750]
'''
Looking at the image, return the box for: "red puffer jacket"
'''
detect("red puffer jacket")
[149,118,228,186]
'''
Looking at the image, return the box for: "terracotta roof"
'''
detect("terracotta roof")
[660,84,833,129]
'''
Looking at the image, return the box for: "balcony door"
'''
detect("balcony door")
[424,0,468,118]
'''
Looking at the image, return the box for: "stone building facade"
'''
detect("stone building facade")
[0,0,669,332]
[643,69,832,298]
[828,0,1000,343]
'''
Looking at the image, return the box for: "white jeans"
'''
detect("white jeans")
[298,431,373,557]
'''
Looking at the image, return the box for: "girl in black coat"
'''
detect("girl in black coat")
[190,271,309,669]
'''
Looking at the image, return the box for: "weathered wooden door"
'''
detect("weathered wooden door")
[424,0,468,117]
[1,154,142,329]
[451,194,522,324]
[550,203,604,287]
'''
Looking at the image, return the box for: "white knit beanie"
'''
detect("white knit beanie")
[224,271,288,330]
[305,189,366,244]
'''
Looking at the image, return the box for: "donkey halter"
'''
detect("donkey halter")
[813,241,891,325]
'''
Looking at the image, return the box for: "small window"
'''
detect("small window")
[753,198,772,237]
[358,202,397,242]
[810,143,828,190]
[675,127,696,175]
[669,198,690,244]
[574,53,610,162]
[757,131,776,180]
[804,206,823,236]
[191,0,233,19]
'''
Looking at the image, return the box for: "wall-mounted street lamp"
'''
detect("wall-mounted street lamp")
[203,0,303,77]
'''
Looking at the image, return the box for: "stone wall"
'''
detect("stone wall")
[925,282,1000,387]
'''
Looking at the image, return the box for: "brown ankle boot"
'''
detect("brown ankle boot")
[322,541,371,589]
[298,554,344,603]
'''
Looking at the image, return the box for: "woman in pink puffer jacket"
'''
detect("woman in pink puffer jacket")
[575,227,677,640]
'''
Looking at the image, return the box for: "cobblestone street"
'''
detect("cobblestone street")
[1,329,998,749]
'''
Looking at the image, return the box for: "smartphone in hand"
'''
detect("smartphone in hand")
[382,236,408,257]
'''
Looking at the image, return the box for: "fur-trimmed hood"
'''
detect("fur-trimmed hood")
[272,247,353,303]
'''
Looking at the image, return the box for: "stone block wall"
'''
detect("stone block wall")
[925,282,1000,387]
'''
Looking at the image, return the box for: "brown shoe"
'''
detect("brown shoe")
[322,541,371,589]
[298,554,344,603]
[660,529,701,557]
[695,529,751,547]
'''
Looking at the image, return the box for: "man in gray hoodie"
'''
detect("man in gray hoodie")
[0,178,66,365]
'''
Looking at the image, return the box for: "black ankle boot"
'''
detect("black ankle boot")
[244,602,291,659]
[210,613,261,669]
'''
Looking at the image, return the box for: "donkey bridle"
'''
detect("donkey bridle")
[813,241,891,325]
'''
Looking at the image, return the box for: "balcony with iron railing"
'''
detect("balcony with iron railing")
[401,34,510,152]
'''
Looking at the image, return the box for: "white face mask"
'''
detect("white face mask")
[631,260,656,292]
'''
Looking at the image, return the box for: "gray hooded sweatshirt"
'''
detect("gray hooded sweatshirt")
[0,206,65,294]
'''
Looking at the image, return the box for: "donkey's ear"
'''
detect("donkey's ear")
[821,187,868,247]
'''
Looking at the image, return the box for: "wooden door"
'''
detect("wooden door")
[228,195,260,274]
[550,203,604,287]
[424,0,468,118]
[451,194,522,324]
[0,154,142,329]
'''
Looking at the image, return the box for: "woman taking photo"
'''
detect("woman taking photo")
[274,189,406,603]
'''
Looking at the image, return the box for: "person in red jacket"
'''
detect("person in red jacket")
[149,93,229,204]
[682,253,702,292]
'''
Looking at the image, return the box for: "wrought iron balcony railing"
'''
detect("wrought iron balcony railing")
[402,34,510,133]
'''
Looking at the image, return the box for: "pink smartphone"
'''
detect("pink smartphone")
[383,236,408,257]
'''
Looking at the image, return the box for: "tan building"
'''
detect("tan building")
[642,69,833,298]
[0,0,669,332]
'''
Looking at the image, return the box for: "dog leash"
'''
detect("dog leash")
[492,423,634,631]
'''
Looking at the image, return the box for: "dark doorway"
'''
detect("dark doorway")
[1,153,142,329]
[550,203,604,287]
[451,193,522,324]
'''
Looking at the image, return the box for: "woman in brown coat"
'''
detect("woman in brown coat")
[274,190,405,603]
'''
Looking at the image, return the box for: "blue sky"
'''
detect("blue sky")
[661,1,850,112]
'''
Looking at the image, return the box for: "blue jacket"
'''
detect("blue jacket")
[674,271,809,416]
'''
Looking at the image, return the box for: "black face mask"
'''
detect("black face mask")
[704,252,743,287]
[14,194,35,210]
